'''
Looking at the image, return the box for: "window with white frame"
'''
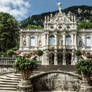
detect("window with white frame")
[30,37,35,46]
[49,35,55,46]
[66,35,72,45]
[85,36,91,47]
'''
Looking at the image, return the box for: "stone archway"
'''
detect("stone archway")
[57,53,63,65]
[66,53,71,65]
[49,53,54,65]
[31,71,81,92]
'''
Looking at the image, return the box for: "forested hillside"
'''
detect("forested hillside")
[20,5,92,28]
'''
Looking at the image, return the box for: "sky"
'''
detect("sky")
[0,0,92,20]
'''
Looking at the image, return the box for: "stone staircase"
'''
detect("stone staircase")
[0,73,21,92]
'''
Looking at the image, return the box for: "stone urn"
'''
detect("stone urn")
[24,53,31,58]
[18,79,33,92]
[21,70,32,80]
[18,70,33,92]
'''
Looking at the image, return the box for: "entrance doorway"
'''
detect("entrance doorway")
[49,53,54,65]
[66,53,71,65]
[57,53,63,65]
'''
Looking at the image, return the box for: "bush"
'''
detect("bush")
[75,59,92,76]
[14,57,38,72]
[0,52,7,57]
[76,50,81,57]
[36,50,43,57]
[25,25,43,29]
[6,49,16,57]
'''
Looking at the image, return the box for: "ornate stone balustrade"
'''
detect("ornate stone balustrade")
[48,45,74,49]
[0,57,15,67]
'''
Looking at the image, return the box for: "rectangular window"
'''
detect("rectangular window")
[85,37,91,47]
[30,37,35,46]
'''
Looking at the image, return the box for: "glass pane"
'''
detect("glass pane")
[30,37,35,46]
[66,35,72,45]
[49,35,55,46]
[86,37,91,46]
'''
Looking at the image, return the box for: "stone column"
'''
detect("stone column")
[26,35,30,49]
[19,34,23,50]
[35,36,38,48]
[18,79,33,92]
[74,33,77,50]
[62,32,66,49]
[55,32,58,49]
[71,50,75,65]
[45,50,49,65]
[71,34,74,49]
[47,33,49,46]
[62,49,66,65]
[54,50,58,65]
[82,35,85,50]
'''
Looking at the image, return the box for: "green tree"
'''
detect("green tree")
[36,50,43,61]
[0,12,19,52]
[78,21,92,29]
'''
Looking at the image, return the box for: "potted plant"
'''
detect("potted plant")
[85,53,90,58]
[14,57,37,80]
[24,53,31,58]
[7,49,16,57]
[75,59,92,82]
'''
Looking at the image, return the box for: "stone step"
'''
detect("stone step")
[0,81,18,85]
[0,84,17,88]
[0,87,17,91]
[0,79,19,83]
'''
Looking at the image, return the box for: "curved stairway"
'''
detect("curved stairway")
[0,73,21,92]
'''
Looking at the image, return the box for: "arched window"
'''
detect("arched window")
[49,35,55,46]
[66,35,72,45]
[30,37,35,46]
[85,36,91,47]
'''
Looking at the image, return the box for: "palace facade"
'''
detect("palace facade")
[19,3,92,65]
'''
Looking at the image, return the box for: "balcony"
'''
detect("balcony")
[48,45,74,49]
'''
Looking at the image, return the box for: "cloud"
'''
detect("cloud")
[0,0,31,20]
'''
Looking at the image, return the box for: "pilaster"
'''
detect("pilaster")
[54,50,58,65]
[62,49,66,65]
[19,34,23,50]
[55,32,58,49]
[62,32,66,49]
[26,35,30,49]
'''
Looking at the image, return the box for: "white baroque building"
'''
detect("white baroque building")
[19,3,92,65]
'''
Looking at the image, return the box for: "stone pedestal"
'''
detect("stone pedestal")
[18,79,33,92]
[79,81,92,92]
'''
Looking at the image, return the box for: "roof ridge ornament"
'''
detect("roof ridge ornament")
[58,2,62,13]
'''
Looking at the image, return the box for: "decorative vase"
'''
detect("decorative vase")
[24,53,30,58]
[81,71,90,82]
[21,70,32,80]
